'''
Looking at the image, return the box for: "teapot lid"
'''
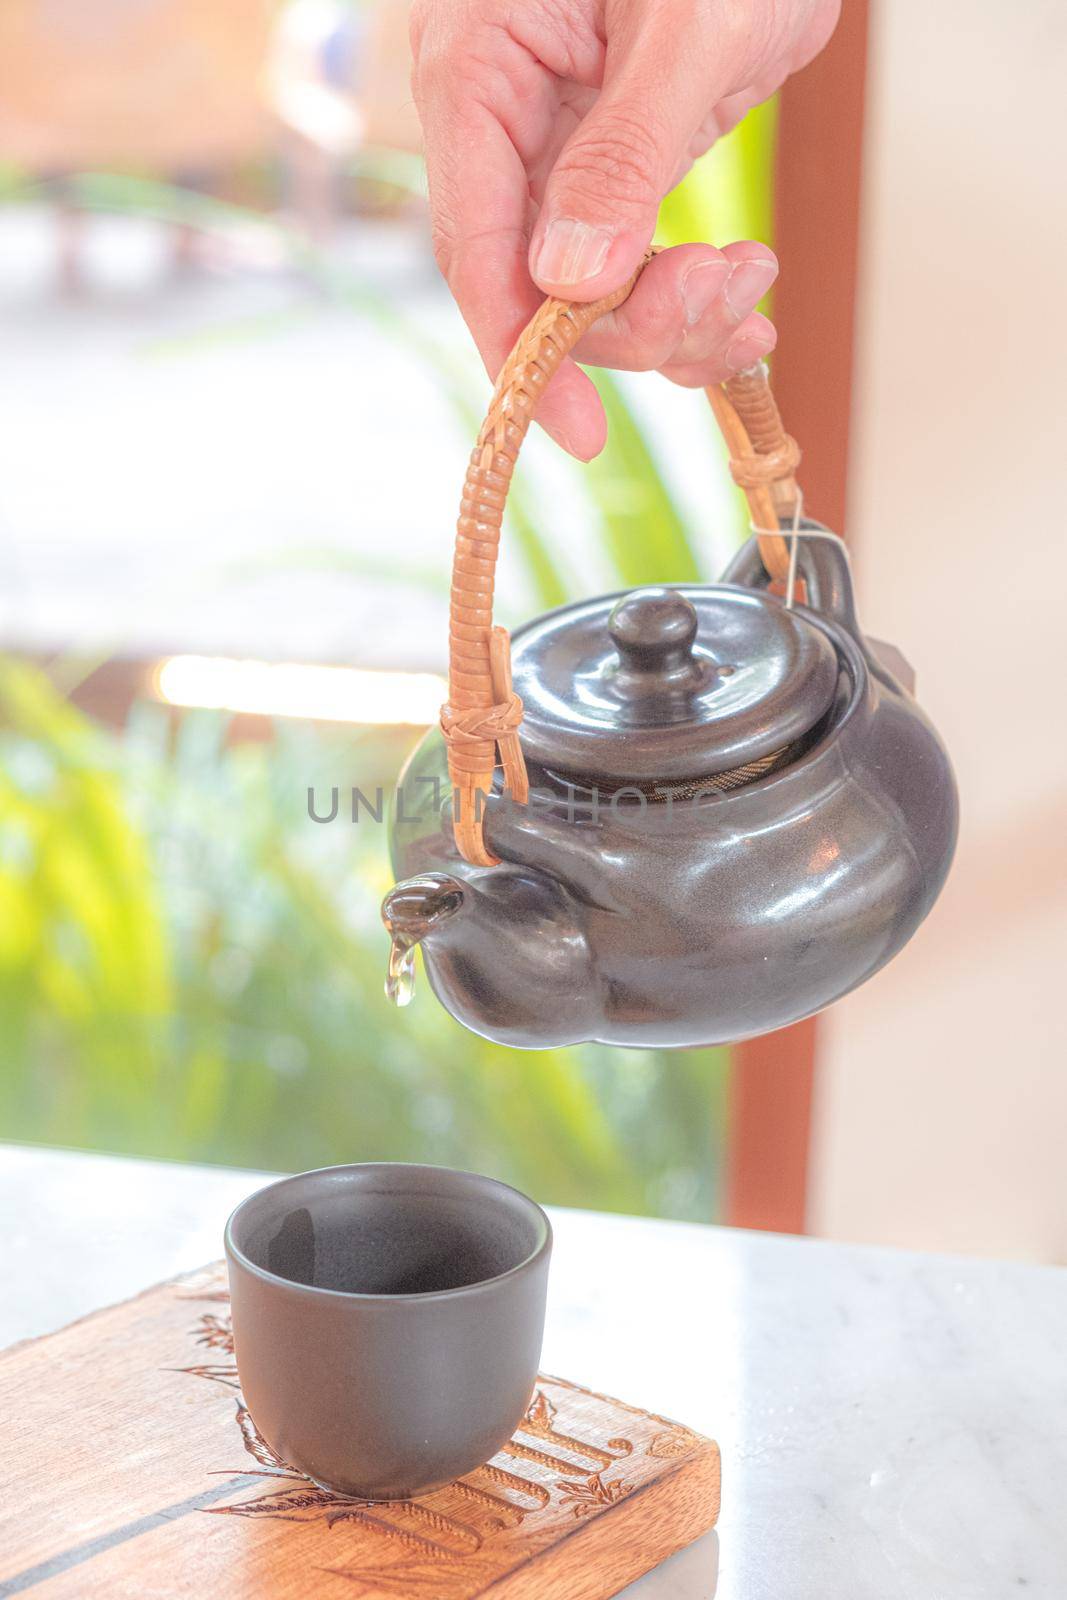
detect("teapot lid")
[509,585,839,785]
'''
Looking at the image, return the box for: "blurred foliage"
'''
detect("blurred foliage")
[0,662,168,1148]
[0,699,725,1219]
[0,108,780,1218]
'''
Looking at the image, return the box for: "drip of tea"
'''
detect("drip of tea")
[385,935,416,1006]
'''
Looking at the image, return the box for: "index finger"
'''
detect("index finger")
[415,75,609,458]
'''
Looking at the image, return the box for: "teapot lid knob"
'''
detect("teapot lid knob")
[608,588,703,685]
[604,582,713,694]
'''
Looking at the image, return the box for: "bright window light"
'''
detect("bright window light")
[156,656,447,726]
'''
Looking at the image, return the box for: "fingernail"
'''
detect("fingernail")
[533,220,613,286]
[725,331,775,372]
[723,258,777,321]
[682,259,731,325]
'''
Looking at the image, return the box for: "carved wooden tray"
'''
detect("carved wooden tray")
[0,1266,720,1599]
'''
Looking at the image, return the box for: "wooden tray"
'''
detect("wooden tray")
[0,1266,720,1599]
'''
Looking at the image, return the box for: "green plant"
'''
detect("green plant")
[0,660,169,1146]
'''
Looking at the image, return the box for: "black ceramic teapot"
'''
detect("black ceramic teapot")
[383,270,957,1049]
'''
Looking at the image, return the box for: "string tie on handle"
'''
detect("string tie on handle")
[727,433,801,491]
[750,488,806,610]
[440,694,523,746]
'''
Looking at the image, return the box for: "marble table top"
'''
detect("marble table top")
[2,1142,1065,1598]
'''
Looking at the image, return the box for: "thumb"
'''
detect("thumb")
[529,35,721,299]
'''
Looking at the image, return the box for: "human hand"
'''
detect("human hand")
[411,0,839,458]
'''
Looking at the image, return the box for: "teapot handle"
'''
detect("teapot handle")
[443,253,805,866]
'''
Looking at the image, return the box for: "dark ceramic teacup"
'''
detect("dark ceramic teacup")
[224,1162,552,1500]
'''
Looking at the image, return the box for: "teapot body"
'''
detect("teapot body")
[387,536,958,1049]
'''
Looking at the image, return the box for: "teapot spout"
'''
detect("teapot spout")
[381,874,466,1007]
[383,865,603,1047]
[382,873,466,944]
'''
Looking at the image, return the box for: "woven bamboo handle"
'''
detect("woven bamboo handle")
[443,261,802,867]
[705,370,801,581]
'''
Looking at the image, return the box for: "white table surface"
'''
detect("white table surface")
[2,1143,1065,1599]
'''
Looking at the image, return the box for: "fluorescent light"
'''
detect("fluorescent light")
[155,656,446,726]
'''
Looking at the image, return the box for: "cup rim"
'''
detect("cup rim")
[223,1161,552,1305]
